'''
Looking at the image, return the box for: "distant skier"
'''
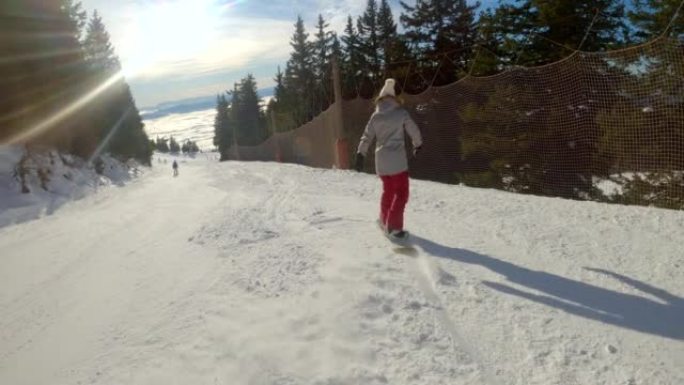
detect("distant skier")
[172,160,179,177]
[354,78,422,242]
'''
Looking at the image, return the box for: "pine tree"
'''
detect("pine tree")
[235,74,264,146]
[83,11,151,164]
[469,8,513,76]
[47,1,91,153]
[109,85,153,164]
[181,140,199,154]
[228,82,241,146]
[341,16,365,97]
[314,15,334,112]
[169,136,180,153]
[631,0,684,41]
[506,0,629,66]
[376,0,414,92]
[0,2,152,164]
[60,0,87,43]
[400,0,479,86]
[314,15,332,79]
[595,80,684,208]
[330,33,343,63]
[475,2,540,71]
[156,137,170,153]
[83,11,120,72]
[357,0,382,89]
[453,0,634,201]
[271,67,285,128]
[544,0,627,50]
[0,1,91,149]
[274,66,287,105]
[469,0,630,74]
[459,84,541,191]
[283,16,316,125]
[593,24,684,207]
[213,94,232,159]
[377,0,398,65]
[269,66,298,132]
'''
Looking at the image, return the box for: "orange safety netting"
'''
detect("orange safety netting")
[225,36,684,210]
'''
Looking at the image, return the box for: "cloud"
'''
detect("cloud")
[127,17,294,80]
[80,0,398,105]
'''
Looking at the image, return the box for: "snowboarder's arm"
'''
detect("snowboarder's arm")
[357,115,376,157]
[403,112,422,149]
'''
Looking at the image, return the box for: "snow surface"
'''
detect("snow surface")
[1,154,683,385]
[593,176,624,197]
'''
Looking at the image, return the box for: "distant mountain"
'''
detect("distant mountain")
[141,87,275,120]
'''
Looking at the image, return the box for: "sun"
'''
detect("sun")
[119,0,225,78]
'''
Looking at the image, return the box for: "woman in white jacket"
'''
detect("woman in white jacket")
[355,79,422,241]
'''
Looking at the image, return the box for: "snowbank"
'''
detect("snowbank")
[0,145,143,228]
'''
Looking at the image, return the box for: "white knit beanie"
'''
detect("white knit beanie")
[378,78,397,99]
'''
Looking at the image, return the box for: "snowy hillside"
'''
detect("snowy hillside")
[0,154,682,385]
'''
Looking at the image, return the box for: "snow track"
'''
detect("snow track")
[403,248,504,385]
[1,155,682,385]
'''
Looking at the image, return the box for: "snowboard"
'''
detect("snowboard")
[377,219,413,249]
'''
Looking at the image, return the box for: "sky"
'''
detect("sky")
[80,0,500,108]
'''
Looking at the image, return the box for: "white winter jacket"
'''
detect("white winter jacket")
[357,98,423,176]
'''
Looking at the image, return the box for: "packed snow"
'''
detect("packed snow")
[0,153,682,385]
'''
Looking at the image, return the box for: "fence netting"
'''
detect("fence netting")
[225,36,684,210]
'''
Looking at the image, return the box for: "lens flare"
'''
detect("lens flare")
[88,107,133,164]
[6,72,124,145]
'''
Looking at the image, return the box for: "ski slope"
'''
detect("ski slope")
[1,154,682,385]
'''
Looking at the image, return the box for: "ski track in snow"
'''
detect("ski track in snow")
[403,249,503,385]
[0,154,682,385]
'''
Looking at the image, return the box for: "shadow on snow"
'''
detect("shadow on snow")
[411,235,684,341]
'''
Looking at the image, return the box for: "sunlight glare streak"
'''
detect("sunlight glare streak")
[6,72,124,145]
[88,107,132,164]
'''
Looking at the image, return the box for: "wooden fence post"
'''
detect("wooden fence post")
[332,56,349,169]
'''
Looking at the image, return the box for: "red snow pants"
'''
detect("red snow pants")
[380,171,409,231]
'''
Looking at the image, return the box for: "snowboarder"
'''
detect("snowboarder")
[354,78,422,242]
[172,160,179,177]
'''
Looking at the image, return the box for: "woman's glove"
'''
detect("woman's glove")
[354,153,365,172]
